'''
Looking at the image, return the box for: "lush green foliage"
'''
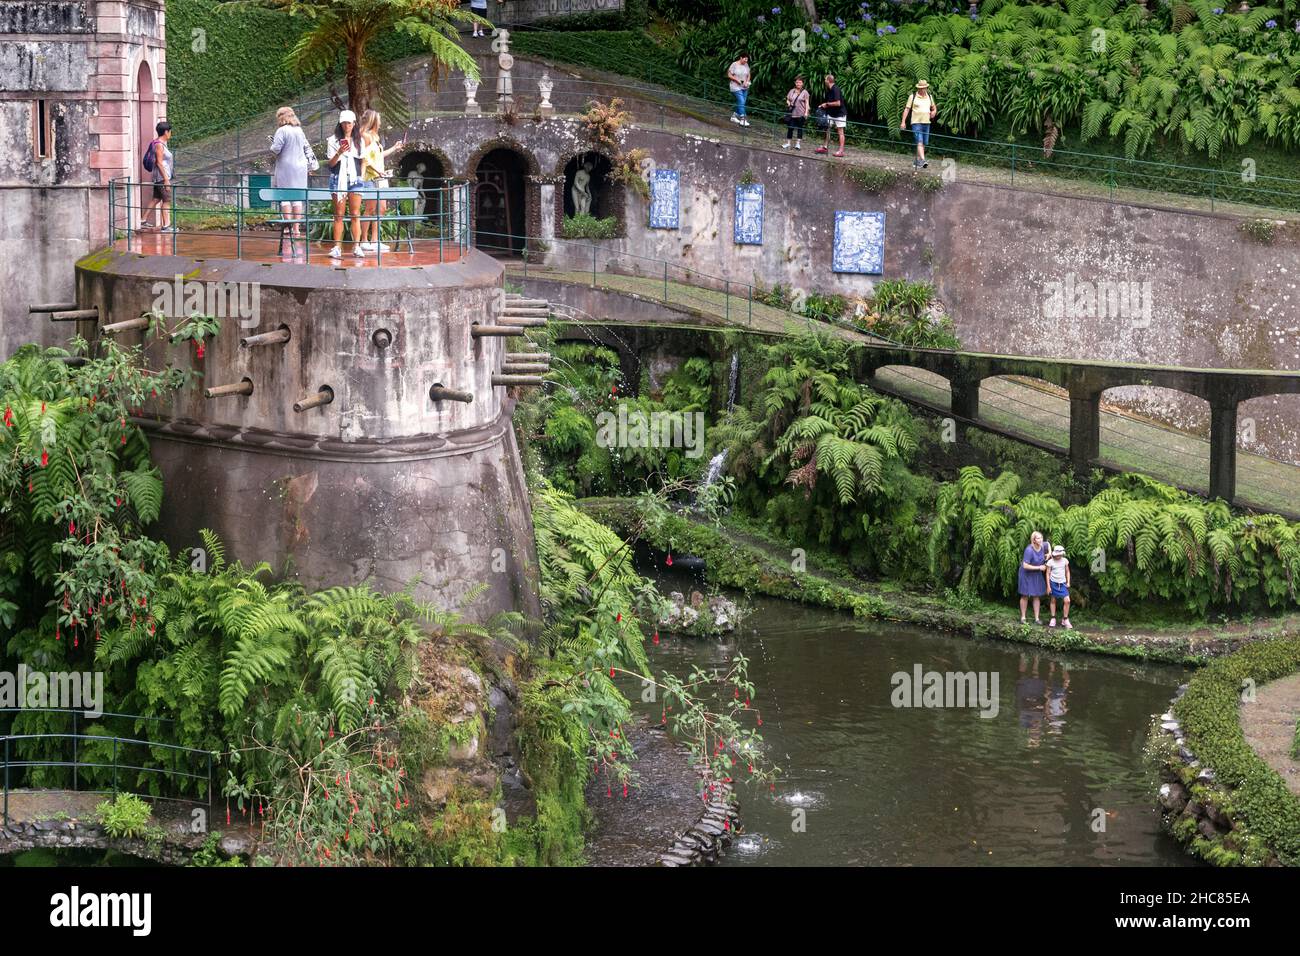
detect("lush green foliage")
[1172,637,1300,864]
[930,466,1300,613]
[529,481,775,794]
[711,330,931,577]
[528,344,709,496]
[561,213,620,239]
[674,0,1300,162]
[0,335,206,643]
[95,793,154,839]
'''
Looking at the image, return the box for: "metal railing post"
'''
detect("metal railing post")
[1210,178,1216,213]
[112,736,119,795]
[663,261,668,303]
[592,242,597,287]
[748,284,753,327]
[725,279,730,322]
[171,182,177,255]
[72,711,78,792]
[3,737,8,827]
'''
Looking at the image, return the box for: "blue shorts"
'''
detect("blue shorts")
[1050,581,1069,599]
[329,173,366,195]
[912,123,931,146]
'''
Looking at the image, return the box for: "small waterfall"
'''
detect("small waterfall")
[726,352,739,411]
[697,450,729,503]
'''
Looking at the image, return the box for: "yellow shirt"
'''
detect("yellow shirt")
[361,138,386,181]
[908,93,934,124]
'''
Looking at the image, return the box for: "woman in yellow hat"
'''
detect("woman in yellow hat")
[900,80,937,169]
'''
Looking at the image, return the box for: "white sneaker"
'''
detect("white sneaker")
[1049,617,1057,628]
[730,114,742,124]
[358,242,375,252]
[795,141,802,150]
[1064,619,1073,629]
[741,119,751,127]
[373,243,392,254]
[353,245,367,258]
[328,245,342,259]
[782,142,790,149]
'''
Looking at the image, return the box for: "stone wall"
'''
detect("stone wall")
[401,105,1300,467]
[74,248,543,624]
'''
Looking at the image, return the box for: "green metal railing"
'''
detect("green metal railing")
[107,173,472,265]
[1,708,215,826]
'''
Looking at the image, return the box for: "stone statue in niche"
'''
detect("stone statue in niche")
[408,162,428,219]
[571,161,593,216]
[463,76,481,115]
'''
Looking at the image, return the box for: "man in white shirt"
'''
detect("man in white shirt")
[728,54,751,127]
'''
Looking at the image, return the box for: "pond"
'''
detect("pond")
[635,592,1196,867]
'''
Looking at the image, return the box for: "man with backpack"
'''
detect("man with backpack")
[141,120,175,232]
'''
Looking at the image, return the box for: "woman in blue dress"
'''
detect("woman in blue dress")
[1018,530,1050,624]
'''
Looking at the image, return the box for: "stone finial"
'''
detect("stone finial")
[463,76,481,116]
[538,72,555,118]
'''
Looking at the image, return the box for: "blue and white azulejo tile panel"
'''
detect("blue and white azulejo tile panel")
[832,211,885,274]
[734,183,764,245]
[648,170,680,229]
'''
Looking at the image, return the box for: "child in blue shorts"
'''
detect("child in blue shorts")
[1046,545,1072,629]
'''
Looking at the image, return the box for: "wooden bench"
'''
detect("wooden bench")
[258,186,424,257]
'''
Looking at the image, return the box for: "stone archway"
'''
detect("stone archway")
[134,59,155,227]
[472,146,533,255]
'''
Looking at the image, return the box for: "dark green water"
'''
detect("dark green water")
[639,594,1195,867]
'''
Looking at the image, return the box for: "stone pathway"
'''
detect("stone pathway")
[1239,673,1300,797]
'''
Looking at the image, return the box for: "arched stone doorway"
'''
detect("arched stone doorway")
[474,148,529,255]
[135,60,155,226]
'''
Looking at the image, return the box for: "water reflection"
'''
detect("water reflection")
[638,593,1196,867]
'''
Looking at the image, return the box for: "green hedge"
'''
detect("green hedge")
[1173,638,1300,865]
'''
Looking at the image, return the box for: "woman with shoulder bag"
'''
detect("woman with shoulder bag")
[783,76,810,150]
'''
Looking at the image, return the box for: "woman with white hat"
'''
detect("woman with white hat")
[900,79,937,169]
[326,109,365,259]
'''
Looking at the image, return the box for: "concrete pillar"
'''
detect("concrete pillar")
[1068,391,1101,473]
[1209,401,1239,503]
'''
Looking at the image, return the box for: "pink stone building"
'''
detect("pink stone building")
[0,0,167,356]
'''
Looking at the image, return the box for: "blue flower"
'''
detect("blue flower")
[836,16,845,27]
[1265,18,1277,27]
[757,14,766,21]
[771,6,781,13]
[864,12,873,19]
[850,33,859,40]
[1212,6,1222,12]
[877,26,885,34]
[886,24,897,32]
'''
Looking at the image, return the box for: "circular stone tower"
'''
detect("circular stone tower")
[73,247,542,623]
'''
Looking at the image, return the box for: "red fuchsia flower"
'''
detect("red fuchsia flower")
[653,631,660,645]
[609,666,615,678]
[40,449,48,467]
[195,342,205,360]
[3,406,12,427]
[666,553,673,566]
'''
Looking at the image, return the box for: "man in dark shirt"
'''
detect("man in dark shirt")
[816,73,847,157]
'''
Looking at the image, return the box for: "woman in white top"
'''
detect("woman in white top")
[269,106,315,240]
[326,109,365,259]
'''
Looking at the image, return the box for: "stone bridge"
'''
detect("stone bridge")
[549,307,1300,507]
